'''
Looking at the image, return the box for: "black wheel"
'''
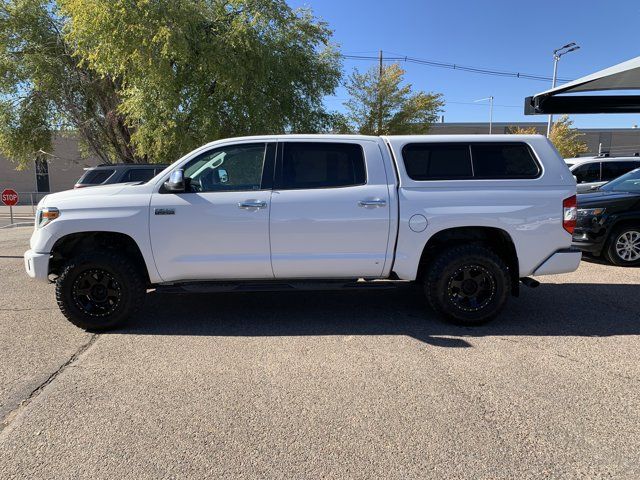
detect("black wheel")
[425,245,510,326]
[604,226,640,266]
[55,251,146,331]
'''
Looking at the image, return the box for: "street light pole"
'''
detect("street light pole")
[488,95,494,134]
[474,96,494,133]
[546,55,559,137]
[546,43,580,137]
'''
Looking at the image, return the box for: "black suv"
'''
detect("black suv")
[75,164,169,188]
[573,167,640,266]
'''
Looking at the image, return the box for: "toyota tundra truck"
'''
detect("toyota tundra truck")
[24,134,581,330]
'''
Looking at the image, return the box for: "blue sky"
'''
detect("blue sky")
[288,0,640,128]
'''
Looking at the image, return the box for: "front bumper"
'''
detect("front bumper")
[533,248,582,276]
[571,236,605,255]
[24,249,50,282]
[572,213,608,256]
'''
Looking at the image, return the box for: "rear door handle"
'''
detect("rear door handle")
[358,198,387,207]
[238,200,267,209]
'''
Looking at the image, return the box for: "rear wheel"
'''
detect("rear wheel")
[56,251,146,331]
[425,245,510,325]
[605,227,640,266]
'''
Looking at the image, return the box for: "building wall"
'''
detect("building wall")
[0,136,101,201]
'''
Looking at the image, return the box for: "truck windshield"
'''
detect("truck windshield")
[600,168,640,193]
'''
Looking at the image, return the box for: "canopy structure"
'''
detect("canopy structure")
[525,56,640,115]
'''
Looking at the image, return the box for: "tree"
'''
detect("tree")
[549,115,588,158]
[60,0,342,163]
[1,0,342,167]
[343,63,443,135]
[507,126,540,135]
[0,0,139,167]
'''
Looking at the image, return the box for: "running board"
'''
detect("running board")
[155,280,401,294]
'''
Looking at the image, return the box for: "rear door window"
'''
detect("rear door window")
[278,142,366,189]
[402,144,472,180]
[601,161,640,182]
[78,169,115,185]
[572,163,601,184]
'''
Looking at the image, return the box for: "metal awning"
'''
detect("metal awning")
[525,56,640,114]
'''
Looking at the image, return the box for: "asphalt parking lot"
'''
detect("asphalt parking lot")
[1,227,639,479]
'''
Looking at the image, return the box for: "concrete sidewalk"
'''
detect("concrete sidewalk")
[0,206,36,217]
[0,206,34,228]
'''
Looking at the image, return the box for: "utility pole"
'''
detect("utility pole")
[378,50,383,135]
[547,42,580,137]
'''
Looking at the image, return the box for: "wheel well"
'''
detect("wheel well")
[610,219,640,236]
[415,227,520,295]
[49,232,150,284]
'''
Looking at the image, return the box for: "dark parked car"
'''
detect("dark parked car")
[75,164,169,188]
[573,167,640,266]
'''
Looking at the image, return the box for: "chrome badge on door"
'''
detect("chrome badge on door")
[154,208,175,215]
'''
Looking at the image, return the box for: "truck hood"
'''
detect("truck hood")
[40,184,130,206]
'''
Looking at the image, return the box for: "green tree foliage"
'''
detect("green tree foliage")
[0,0,137,167]
[0,0,342,166]
[549,115,588,158]
[342,63,444,135]
[61,0,342,163]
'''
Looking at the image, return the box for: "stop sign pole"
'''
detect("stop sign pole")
[1,189,19,225]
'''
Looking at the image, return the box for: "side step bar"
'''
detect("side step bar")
[156,280,403,294]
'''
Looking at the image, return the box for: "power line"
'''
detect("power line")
[340,53,573,83]
[447,100,521,108]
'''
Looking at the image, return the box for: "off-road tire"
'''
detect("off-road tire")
[55,251,146,331]
[604,226,640,267]
[425,245,510,326]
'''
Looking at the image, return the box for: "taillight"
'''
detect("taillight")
[563,195,577,234]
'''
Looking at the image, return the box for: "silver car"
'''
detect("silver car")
[565,156,640,193]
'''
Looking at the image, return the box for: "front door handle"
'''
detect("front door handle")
[358,198,387,207]
[238,200,267,209]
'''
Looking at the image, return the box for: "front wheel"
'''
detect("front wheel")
[55,251,146,331]
[605,227,640,266]
[425,245,510,326]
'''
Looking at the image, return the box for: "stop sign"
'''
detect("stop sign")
[1,189,18,206]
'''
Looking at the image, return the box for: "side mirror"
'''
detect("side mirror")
[164,169,185,193]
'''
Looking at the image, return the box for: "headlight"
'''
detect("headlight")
[36,207,60,228]
[577,207,606,218]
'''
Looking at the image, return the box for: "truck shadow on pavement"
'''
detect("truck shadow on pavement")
[113,282,640,348]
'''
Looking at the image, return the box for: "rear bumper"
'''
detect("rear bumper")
[24,249,50,282]
[533,248,582,276]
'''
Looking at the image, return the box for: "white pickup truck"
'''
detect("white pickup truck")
[25,134,581,330]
